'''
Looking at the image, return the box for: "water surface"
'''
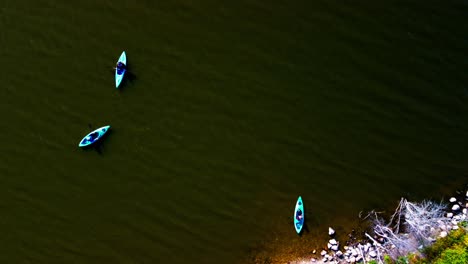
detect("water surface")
[1,1,467,263]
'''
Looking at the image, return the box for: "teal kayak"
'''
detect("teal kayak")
[294,196,304,234]
[78,126,110,147]
[115,51,127,88]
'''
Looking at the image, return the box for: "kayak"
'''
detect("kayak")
[115,51,127,88]
[294,196,304,234]
[78,126,111,147]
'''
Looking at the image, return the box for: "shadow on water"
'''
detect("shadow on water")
[125,62,137,82]
[302,222,310,235]
[126,71,137,82]
[121,71,137,90]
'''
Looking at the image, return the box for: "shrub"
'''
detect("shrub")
[384,254,393,264]
[423,228,466,261]
[407,252,425,264]
[434,245,468,264]
[460,221,468,228]
[395,255,408,264]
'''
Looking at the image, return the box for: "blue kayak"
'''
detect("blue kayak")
[294,196,304,234]
[115,51,127,88]
[78,126,110,147]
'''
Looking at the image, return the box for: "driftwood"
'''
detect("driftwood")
[369,198,450,260]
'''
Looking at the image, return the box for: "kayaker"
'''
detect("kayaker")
[116,61,126,74]
[296,209,303,221]
[88,132,98,142]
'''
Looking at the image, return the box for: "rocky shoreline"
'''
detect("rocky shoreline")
[296,189,468,264]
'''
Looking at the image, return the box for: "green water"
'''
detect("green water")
[1,0,467,263]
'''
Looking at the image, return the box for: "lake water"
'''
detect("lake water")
[1,0,467,263]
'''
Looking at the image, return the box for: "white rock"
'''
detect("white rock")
[328,243,332,249]
[329,227,335,236]
[311,258,316,262]
[452,225,459,230]
[452,204,461,211]
[363,243,370,253]
[369,250,377,258]
[343,246,349,250]
[447,212,454,218]
[336,250,343,257]
[313,249,316,254]
[452,219,458,225]
[329,239,338,245]
[349,256,356,263]
[363,244,368,253]
[321,250,327,256]
[450,197,457,203]
[440,231,448,238]
[463,208,467,214]
[331,245,339,251]
[352,249,359,257]
[466,190,468,198]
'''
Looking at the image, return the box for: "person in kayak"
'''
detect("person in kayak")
[116,61,126,74]
[87,132,99,142]
[296,209,303,221]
